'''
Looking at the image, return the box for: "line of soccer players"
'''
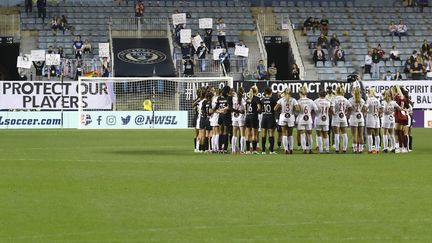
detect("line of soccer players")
[193,84,413,154]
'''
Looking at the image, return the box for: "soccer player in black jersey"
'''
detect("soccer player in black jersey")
[197,91,213,152]
[215,86,233,153]
[245,85,262,154]
[260,87,277,154]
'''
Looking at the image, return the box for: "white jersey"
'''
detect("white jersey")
[210,96,220,126]
[232,96,246,121]
[277,97,298,120]
[314,98,331,126]
[348,97,366,123]
[331,95,352,123]
[366,97,381,120]
[297,97,318,125]
[382,100,399,128]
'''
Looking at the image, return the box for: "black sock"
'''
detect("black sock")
[261,137,266,152]
[409,135,412,150]
[278,141,281,147]
[194,138,197,148]
[246,141,250,151]
[219,135,225,150]
[269,136,275,152]
[252,141,257,151]
[199,144,204,151]
[204,137,209,151]
[224,135,229,151]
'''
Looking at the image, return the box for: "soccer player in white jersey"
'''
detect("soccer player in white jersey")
[348,87,366,153]
[296,85,319,154]
[381,90,400,153]
[314,89,331,153]
[210,88,220,152]
[194,90,205,152]
[365,88,382,154]
[231,87,247,154]
[274,88,299,154]
[330,86,352,153]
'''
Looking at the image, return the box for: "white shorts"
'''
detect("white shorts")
[382,115,395,129]
[297,123,313,130]
[366,117,380,129]
[278,113,295,127]
[210,114,219,127]
[232,114,245,127]
[315,124,329,132]
[331,120,348,128]
[349,120,364,127]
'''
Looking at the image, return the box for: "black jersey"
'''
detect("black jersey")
[201,99,212,118]
[216,95,232,114]
[246,95,260,115]
[261,96,277,116]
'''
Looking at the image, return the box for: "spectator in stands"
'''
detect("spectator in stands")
[75,61,83,80]
[183,58,194,77]
[317,33,328,49]
[364,50,372,74]
[418,0,429,12]
[25,0,32,15]
[47,45,54,54]
[375,43,386,61]
[404,0,414,7]
[404,58,413,75]
[196,42,209,72]
[58,47,64,58]
[102,57,110,77]
[37,0,46,23]
[313,45,326,66]
[50,16,59,35]
[33,61,45,81]
[383,71,393,81]
[174,24,184,47]
[396,20,408,41]
[135,0,144,17]
[256,60,267,80]
[388,21,398,37]
[216,18,227,49]
[410,60,425,80]
[390,45,401,61]
[371,49,381,79]
[204,28,213,52]
[333,45,345,66]
[73,35,84,60]
[219,48,230,75]
[393,71,403,80]
[329,33,340,51]
[312,17,320,33]
[267,62,277,80]
[424,56,431,73]
[409,50,418,63]
[320,15,329,36]
[302,16,313,35]
[421,39,430,56]
[292,63,300,80]
[59,15,70,35]
[181,43,192,59]
[83,39,92,54]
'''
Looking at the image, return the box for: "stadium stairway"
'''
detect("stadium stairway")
[294,29,318,80]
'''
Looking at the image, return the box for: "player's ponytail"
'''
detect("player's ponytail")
[383,90,391,102]
[335,85,344,96]
[299,84,308,97]
[283,87,291,101]
[353,87,362,104]
[367,88,376,97]
[247,85,258,102]
[237,87,244,101]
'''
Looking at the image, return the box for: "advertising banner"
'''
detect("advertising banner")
[0,81,114,110]
[0,111,76,129]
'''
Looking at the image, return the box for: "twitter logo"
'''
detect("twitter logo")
[121,115,131,125]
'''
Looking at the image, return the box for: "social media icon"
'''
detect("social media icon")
[121,115,131,125]
[106,116,116,125]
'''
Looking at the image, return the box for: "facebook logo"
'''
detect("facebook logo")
[97,116,102,125]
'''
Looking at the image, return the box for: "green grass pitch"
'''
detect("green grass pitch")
[1,128,432,242]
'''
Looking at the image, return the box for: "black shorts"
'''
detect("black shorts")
[245,114,259,129]
[200,117,212,130]
[261,115,276,129]
[218,114,232,127]
[192,112,198,127]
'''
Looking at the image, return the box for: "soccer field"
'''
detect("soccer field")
[1,129,431,242]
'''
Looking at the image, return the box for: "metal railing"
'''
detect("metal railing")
[256,22,268,65]
[110,17,169,38]
[0,14,20,39]
[176,57,248,77]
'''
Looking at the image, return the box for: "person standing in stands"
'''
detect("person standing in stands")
[268,62,277,80]
[25,0,32,15]
[292,63,300,80]
[256,60,267,80]
[320,15,329,36]
[135,0,144,17]
[219,48,230,76]
[37,0,46,23]
[33,61,45,81]
[364,50,372,75]
[371,48,381,79]
[73,35,84,60]
[216,18,227,49]
[204,28,213,52]
[196,42,209,72]
[101,57,110,77]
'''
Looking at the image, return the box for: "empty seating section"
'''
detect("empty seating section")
[274,0,432,80]
[20,0,255,60]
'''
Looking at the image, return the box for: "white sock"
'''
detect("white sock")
[300,133,306,150]
[317,136,323,153]
[240,136,246,152]
[324,137,330,152]
[214,134,220,151]
[375,135,380,150]
[368,135,373,151]
[307,134,313,150]
[315,135,319,149]
[383,135,388,150]
[334,134,340,151]
[195,137,200,151]
[389,134,395,150]
[342,133,348,151]
[289,136,294,151]
[282,136,288,151]
[231,136,237,153]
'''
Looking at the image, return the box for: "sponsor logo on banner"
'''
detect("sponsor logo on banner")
[0,111,66,129]
[81,114,92,126]
[0,81,114,110]
[117,48,167,64]
[363,80,432,109]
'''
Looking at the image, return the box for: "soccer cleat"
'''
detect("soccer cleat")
[382,149,388,153]
[269,151,277,155]
[303,150,307,154]
[261,152,267,155]
[285,150,289,154]
[245,151,251,154]
[252,151,259,155]
[309,150,313,154]
[289,150,293,154]
[342,151,347,154]
[335,150,339,154]
[395,148,401,154]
